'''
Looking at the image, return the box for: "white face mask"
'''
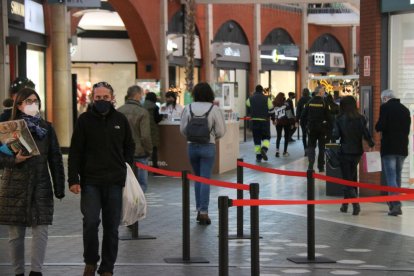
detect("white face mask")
[23,103,40,117]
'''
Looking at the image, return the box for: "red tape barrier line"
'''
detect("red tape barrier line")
[238,161,307,178]
[135,162,181,178]
[238,160,414,195]
[232,193,414,206]
[187,174,250,191]
[239,117,251,121]
[135,162,250,191]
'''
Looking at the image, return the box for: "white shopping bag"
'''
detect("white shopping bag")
[120,163,147,226]
[362,151,382,173]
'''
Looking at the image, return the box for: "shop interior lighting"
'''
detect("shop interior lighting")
[260,54,298,61]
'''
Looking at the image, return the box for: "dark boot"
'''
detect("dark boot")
[388,205,402,216]
[29,272,42,276]
[260,147,268,161]
[352,203,360,216]
[256,154,262,163]
[340,204,348,213]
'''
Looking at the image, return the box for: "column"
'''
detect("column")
[160,0,168,99]
[51,4,72,147]
[252,3,261,87]
[300,3,309,90]
[350,25,357,75]
[204,4,213,84]
[0,0,10,100]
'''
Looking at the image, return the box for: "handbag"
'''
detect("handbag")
[362,151,382,173]
[120,163,147,226]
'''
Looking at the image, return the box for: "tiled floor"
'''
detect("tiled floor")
[1,134,414,275]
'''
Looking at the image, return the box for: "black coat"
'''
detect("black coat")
[0,119,65,226]
[333,114,375,155]
[375,98,411,156]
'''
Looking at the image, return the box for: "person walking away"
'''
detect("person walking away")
[143,92,163,172]
[246,85,274,162]
[301,86,331,172]
[286,92,297,142]
[180,82,226,225]
[296,88,312,156]
[271,92,291,157]
[332,96,374,215]
[0,88,65,276]
[325,94,340,143]
[118,85,152,192]
[68,81,135,276]
[375,89,411,216]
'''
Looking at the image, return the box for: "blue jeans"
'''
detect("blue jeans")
[81,184,123,274]
[188,143,216,213]
[134,157,148,193]
[382,155,406,208]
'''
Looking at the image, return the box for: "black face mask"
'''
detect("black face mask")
[94,100,112,114]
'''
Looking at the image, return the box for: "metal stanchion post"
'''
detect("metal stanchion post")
[243,119,247,142]
[229,158,250,240]
[218,196,231,276]
[119,221,156,240]
[287,170,335,264]
[164,171,209,264]
[250,183,260,276]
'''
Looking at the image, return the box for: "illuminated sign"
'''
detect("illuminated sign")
[224,47,241,57]
[313,53,325,66]
[10,1,24,17]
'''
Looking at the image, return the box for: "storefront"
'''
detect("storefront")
[308,34,346,92]
[7,0,46,114]
[259,28,299,99]
[212,20,250,119]
[382,0,414,184]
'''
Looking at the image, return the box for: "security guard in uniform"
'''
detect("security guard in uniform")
[246,85,274,162]
[300,86,331,172]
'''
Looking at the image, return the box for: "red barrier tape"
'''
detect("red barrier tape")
[239,117,251,121]
[232,193,414,206]
[187,174,250,191]
[135,162,182,178]
[313,173,414,194]
[238,161,307,178]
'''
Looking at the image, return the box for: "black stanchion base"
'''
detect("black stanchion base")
[287,256,336,264]
[164,257,209,264]
[227,233,263,240]
[119,235,156,240]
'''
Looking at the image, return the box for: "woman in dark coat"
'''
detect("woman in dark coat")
[332,96,374,216]
[0,88,65,276]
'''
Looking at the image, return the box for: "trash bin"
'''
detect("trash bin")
[325,143,343,196]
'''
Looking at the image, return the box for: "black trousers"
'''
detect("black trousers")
[251,120,271,150]
[151,146,158,168]
[339,154,361,200]
[275,124,290,153]
[300,124,307,150]
[307,128,326,169]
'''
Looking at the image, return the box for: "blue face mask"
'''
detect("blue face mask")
[140,98,145,105]
[94,100,112,114]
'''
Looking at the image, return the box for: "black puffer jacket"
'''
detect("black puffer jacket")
[333,114,375,155]
[0,118,65,226]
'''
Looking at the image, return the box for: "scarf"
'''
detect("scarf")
[21,114,48,139]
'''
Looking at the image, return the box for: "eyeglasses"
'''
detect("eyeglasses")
[23,98,39,105]
[93,81,113,92]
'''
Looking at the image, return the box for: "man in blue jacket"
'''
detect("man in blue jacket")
[375,89,411,216]
[68,81,135,276]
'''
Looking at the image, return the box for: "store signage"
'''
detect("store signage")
[330,53,345,68]
[313,53,325,66]
[224,47,241,57]
[25,0,45,34]
[364,56,370,77]
[8,0,25,23]
[381,0,414,13]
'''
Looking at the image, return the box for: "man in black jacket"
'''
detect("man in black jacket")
[68,81,135,276]
[301,86,331,172]
[375,89,411,216]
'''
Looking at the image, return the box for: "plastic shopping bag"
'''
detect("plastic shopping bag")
[120,163,147,226]
[362,151,382,173]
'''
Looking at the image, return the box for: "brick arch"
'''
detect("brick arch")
[263,28,295,45]
[310,33,345,54]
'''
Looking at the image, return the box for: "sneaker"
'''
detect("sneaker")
[283,152,289,157]
[388,206,402,216]
[261,148,268,161]
[275,151,280,158]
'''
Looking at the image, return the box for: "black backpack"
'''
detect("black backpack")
[186,104,214,144]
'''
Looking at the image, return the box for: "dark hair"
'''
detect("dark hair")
[126,85,143,99]
[288,92,295,98]
[92,81,114,95]
[192,82,215,103]
[302,88,310,97]
[3,98,14,109]
[272,92,286,107]
[11,88,42,120]
[145,92,157,103]
[255,85,264,93]
[165,91,177,100]
[9,77,35,95]
[339,96,359,118]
